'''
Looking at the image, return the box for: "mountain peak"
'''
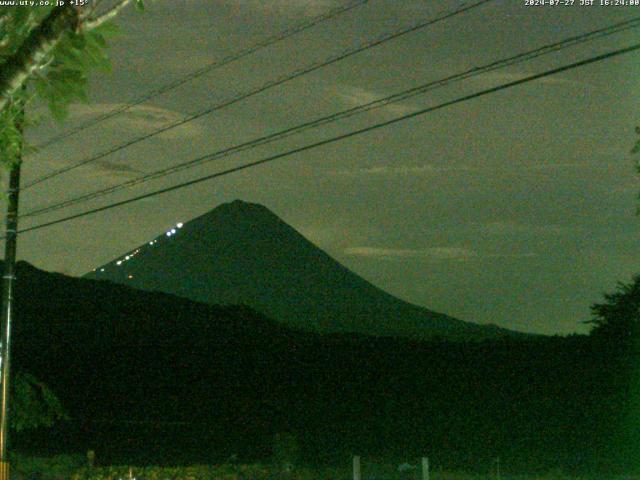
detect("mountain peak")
[85,201,522,340]
[219,199,265,212]
[199,200,282,225]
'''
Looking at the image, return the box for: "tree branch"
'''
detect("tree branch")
[0,5,79,114]
[79,0,106,23]
[83,0,133,31]
[0,0,138,114]
[0,11,13,48]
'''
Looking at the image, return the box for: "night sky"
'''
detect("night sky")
[12,0,640,335]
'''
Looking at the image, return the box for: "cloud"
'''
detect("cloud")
[328,159,618,178]
[610,182,640,194]
[335,85,418,117]
[486,252,537,259]
[89,160,144,179]
[67,104,204,139]
[526,161,614,170]
[328,164,442,176]
[228,0,341,17]
[298,223,348,245]
[479,221,568,236]
[344,246,536,262]
[344,246,474,260]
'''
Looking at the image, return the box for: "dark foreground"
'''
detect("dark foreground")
[7,262,640,474]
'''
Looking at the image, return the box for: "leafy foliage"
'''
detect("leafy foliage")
[587,274,640,342]
[56,462,634,480]
[73,464,274,480]
[273,432,300,471]
[1,7,113,116]
[11,259,639,474]
[11,371,67,431]
[0,96,26,168]
[12,453,86,480]
[0,2,146,169]
[32,23,115,122]
[632,126,640,155]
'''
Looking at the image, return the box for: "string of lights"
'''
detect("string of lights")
[22,0,493,191]
[21,16,640,219]
[32,0,370,151]
[13,42,640,237]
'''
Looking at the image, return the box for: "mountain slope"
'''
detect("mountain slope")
[84,200,516,340]
[8,262,630,472]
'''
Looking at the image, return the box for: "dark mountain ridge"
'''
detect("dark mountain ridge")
[84,200,519,340]
[6,262,637,473]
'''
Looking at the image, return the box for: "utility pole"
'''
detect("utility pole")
[421,457,429,480]
[352,455,361,480]
[0,94,24,480]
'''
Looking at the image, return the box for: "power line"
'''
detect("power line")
[21,16,640,219]
[25,0,490,188]
[22,0,493,190]
[32,0,370,151]
[14,42,640,237]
